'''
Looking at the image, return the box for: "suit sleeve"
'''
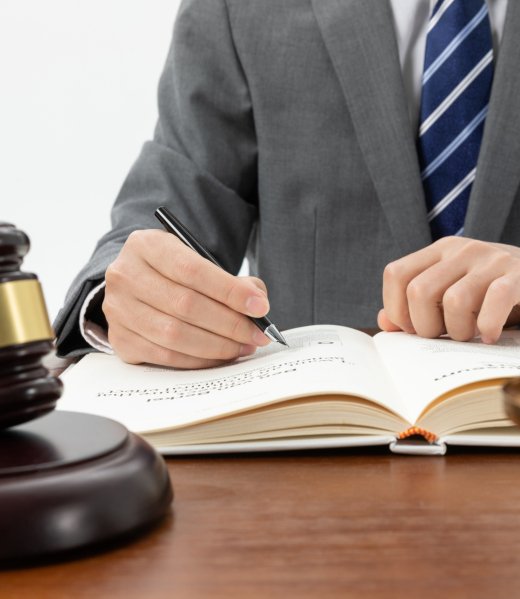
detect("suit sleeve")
[54,0,258,357]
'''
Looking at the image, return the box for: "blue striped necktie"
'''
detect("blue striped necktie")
[418,0,494,240]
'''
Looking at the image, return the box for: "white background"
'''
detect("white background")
[1,0,181,320]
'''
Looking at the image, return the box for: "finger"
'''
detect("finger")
[105,294,258,361]
[406,258,469,339]
[244,276,268,296]
[383,246,443,334]
[377,309,403,332]
[478,274,520,344]
[441,272,490,341]
[134,231,270,317]
[443,296,478,342]
[108,324,232,370]
[108,265,270,347]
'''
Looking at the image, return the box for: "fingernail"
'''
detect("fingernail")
[239,344,257,357]
[246,295,269,317]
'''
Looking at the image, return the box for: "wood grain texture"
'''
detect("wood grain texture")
[2,449,520,598]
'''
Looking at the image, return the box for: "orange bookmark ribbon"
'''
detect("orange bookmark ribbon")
[398,427,438,444]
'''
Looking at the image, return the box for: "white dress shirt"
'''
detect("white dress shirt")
[81,0,509,353]
[389,0,508,131]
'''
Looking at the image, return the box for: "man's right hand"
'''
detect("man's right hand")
[102,229,271,369]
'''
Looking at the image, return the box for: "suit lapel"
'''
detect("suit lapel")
[464,1,520,241]
[312,0,432,254]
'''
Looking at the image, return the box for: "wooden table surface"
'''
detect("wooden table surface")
[3,448,520,598]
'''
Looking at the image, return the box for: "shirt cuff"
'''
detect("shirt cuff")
[79,281,114,354]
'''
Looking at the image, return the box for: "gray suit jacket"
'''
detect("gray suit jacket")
[55,0,520,356]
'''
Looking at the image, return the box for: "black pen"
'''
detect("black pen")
[155,206,288,347]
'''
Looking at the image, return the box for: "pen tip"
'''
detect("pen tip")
[265,325,289,347]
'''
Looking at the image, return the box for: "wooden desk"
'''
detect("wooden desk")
[3,448,520,598]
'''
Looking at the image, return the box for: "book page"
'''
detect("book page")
[373,331,520,424]
[59,325,403,432]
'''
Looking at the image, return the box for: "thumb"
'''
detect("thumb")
[242,276,268,296]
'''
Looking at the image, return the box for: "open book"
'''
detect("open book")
[58,325,520,456]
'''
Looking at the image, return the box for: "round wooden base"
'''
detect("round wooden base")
[0,411,173,561]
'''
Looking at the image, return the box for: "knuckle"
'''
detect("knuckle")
[432,235,463,256]
[105,263,115,283]
[432,237,452,252]
[383,260,406,285]
[105,262,124,287]
[174,289,197,319]
[175,255,200,282]
[434,236,452,247]
[489,278,514,300]
[443,287,471,312]
[223,279,242,306]
[458,239,484,259]
[488,249,513,271]
[406,280,428,302]
[222,282,237,304]
[126,230,145,250]
[129,228,157,245]
[229,315,245,340]
[163,318,182,343]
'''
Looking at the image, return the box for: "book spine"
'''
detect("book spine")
[389,439,447,456]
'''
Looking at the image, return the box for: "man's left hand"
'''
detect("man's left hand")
[378,237,520,344]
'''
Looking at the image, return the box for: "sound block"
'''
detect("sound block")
[0,411,173,561]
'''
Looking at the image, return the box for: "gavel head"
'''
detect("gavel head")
[0,223,62,429]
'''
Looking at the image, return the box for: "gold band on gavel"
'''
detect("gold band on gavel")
[0,279,54,348]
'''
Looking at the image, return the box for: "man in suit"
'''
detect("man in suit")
[55,0,520,369]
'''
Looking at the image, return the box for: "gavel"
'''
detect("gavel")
[0,222,62,429]
[0,223,173,563]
